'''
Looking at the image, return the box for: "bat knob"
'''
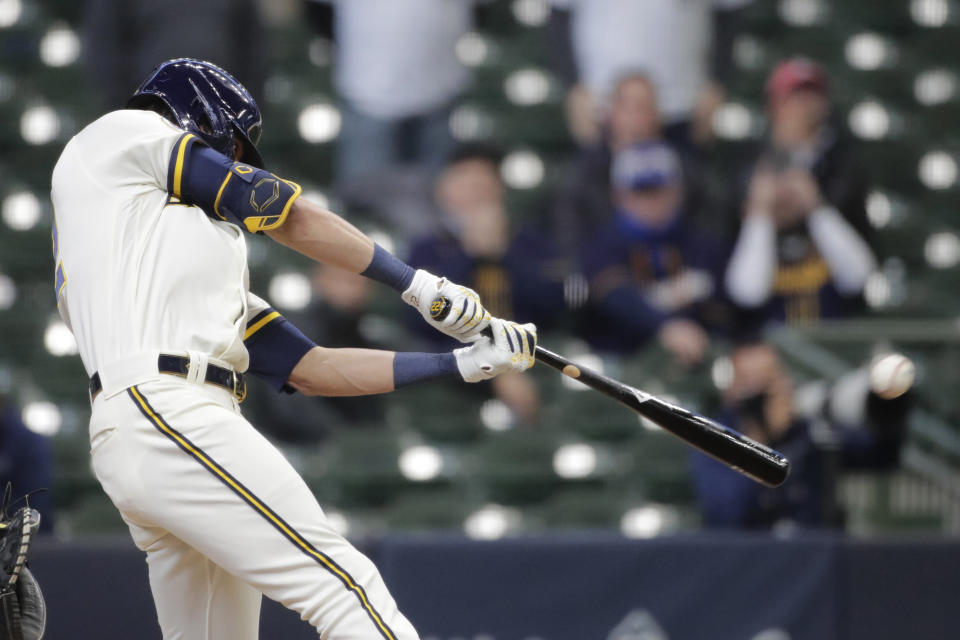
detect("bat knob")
[430,296,451,321]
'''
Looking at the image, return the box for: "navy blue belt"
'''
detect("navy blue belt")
[89,354,246,402]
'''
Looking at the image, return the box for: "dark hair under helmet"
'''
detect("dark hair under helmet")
[127,58,264,168]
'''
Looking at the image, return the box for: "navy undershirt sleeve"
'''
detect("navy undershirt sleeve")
[361,243,416,293]
[393,352,459,388]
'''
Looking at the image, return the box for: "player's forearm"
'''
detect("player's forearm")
[287,346,460,397]
[268,198,417,293]
[267,198,376,274]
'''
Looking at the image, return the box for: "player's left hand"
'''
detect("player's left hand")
[402,269,491,342]
[453,318,537,382]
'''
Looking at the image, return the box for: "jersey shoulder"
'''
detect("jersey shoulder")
[56,109,192,194]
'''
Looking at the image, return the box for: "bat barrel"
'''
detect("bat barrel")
[430,296,790,487]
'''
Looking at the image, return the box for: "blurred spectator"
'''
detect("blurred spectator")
[724,59,876,329]
[580,141,730,366]
[549,0,754,149]
[83,0,265,109]
[407,145,567,424]
[309,0,487,187]
[246,265,387,443]
[691,342,908,530]
[552,72,706,257]
[0,389,54,535]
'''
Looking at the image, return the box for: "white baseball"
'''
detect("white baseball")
[869,354,915,399]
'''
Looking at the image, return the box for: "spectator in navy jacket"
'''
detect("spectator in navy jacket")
[580,141,730,365]
[692,342,907,530]
[407,145,566,423]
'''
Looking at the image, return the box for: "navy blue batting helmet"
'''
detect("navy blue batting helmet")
[128,58,265,168]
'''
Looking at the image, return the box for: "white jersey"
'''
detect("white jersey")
[50,109,269,380]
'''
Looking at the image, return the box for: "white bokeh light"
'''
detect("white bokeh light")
[22,401,61,436]
[711,356,734,391]
[40,24,81,67]
[0,0,21,28]
[504,68,551,106]
[848,101,891,140]
[864,272,892,309]
[480,398,513,431]
[2,191,41,230]
[553,443,598,479]
[512,0,549,27]
[865,191,893,229]
[712,102,754,140]
[0,273,16,310]
[297,103,341,143]
[924,231,960,269]
[914,69,957,106]
[455,32,489,67]
[449,105,494,141]
[20,105,60,145]
[398,445,443,482]
[621,505,673,539]
[918,151,958,190]
[464,504,518,540]
[911,0,950,27]
[845,33,889,71]
[778,0,825,26]
[44,319,78,356]
[269,272,312,310]
[500,150,544,189]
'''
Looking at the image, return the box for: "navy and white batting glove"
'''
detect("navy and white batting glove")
[453,318,537,382]
[402,269,491,343]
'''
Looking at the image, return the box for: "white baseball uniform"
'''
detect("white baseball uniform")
[50,109,420,640]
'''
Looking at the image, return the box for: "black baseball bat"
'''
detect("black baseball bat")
[432,297,790,487]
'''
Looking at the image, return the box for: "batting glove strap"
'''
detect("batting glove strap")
[453,318,537,383]
[402,269,491,343]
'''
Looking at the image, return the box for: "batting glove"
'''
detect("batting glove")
[453,318,537,382]
[402,269,491,342]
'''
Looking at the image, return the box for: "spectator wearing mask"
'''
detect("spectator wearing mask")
[549,0,754,149]
[691,341,908,530]
[725,59,877,328]
[580,141,730,366]
[407,145,567,424]
[553,73,707,257]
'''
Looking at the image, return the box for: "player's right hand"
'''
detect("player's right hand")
[453,318,537,383]
[402,269,491,342]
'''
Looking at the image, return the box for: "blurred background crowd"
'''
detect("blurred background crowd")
[1,0,959,541]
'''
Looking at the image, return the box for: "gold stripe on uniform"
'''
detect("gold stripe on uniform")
[244,311,281,340]
[172,133,196,199]
[212,172,232,221]
[126,386,398,640]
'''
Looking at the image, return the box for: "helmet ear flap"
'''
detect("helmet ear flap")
[188,78,233,158]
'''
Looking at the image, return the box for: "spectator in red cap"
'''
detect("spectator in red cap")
[724,58,877,330]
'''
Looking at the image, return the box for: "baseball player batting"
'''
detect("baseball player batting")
[50,58,537,640]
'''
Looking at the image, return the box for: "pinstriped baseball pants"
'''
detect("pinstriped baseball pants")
[88,376,420,640]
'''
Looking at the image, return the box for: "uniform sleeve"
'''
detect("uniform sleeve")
[177,143,302,233]
[84,110,195,192]
[244,293,317,393]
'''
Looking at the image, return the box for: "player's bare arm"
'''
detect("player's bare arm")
[286,317,537,397]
